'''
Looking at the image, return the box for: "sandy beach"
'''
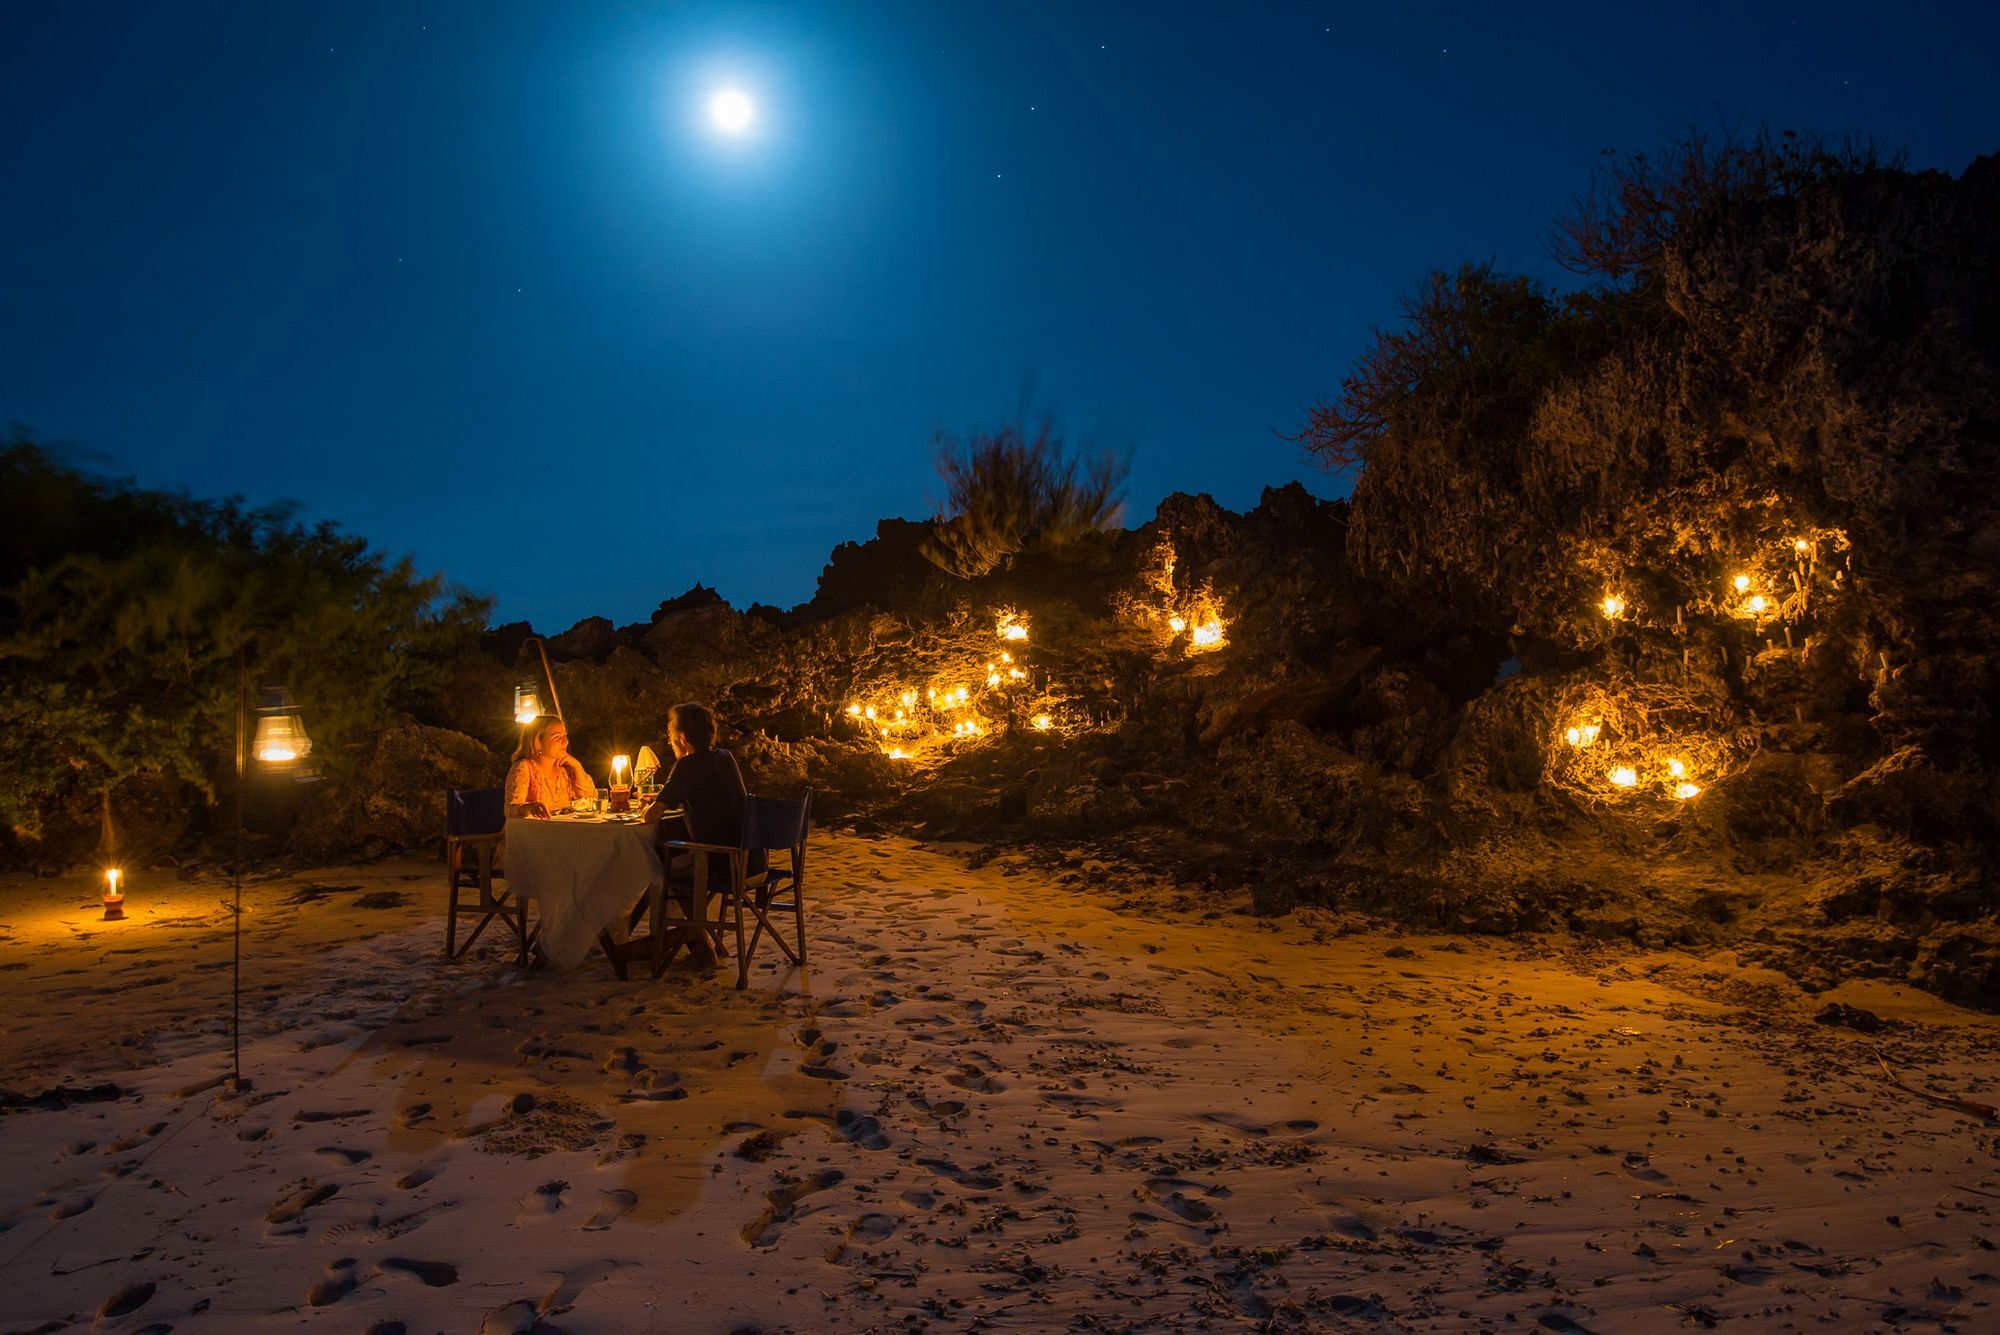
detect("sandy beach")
[3,833,1997,1333]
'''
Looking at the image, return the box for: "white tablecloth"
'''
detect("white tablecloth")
[506,814,662,969]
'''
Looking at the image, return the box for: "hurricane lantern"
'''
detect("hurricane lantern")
[251,690,313,767]
[513,684,544,725]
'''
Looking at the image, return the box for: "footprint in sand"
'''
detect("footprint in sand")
[740,1169,845,1247]
[944,1065,1007,1094]
[847,1212,898,1244]
[396,1168,434,1190]
[98,1281,156,1319]
[396,1102,433,1128]
[314,1147,372,1166]
[48,1194,94,1220]
[307,1257,359,1306]
[268,1181,340,1228]
[517,1180,569,1222]
[103,1122,167,1154]
[378,1257,458,1287]
[581,1188,636,1232]
[916,1158,1003,1191]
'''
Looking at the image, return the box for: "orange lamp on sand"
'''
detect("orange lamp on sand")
[102,867,125,921]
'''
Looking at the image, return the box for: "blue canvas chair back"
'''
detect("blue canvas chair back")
[743,790,812,854]
[447,786,506,838]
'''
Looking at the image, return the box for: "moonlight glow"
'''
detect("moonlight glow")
[708,88,753,134]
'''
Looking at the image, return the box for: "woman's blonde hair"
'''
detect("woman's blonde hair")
[513,714,567,763]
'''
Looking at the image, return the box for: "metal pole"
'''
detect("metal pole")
[232,649,248,1092]
[526,636,564,722]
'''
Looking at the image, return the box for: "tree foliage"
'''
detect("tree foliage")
[920,419,1127,579]
[0,442,490,842]
[1302,131,2000,768]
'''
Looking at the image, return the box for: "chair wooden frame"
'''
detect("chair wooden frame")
[653,790,811,988]
[444,787,531,968]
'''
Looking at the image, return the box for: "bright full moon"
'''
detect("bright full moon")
[708,88,753,134]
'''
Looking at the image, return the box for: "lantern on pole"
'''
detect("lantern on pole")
[230,667,313,1093]
[251,689,313,767]
[513,684,544,725]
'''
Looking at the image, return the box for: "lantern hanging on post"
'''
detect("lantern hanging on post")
[251,688,313,768]
[513,684,544,726]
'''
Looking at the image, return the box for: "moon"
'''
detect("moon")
[708,88,754,134]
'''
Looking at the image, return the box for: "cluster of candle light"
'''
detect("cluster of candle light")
[1573,533,1836,804]
[1562,718,1704,801]
[845,613,1057,763]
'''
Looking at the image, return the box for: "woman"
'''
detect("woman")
[505,715,597,819]
[645,702,751,966]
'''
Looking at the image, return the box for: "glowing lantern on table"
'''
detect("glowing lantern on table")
[251,691,313,766]
[1608,765,1638,789]
[102,867,125,921]
[611,754,630,784]
[1674,783,1703,800]
[512,684,543,726]
[1600,594,1626,620]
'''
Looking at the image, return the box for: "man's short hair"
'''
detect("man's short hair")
[669,701,718,750]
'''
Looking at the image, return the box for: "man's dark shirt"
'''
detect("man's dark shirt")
[659,746,747,849]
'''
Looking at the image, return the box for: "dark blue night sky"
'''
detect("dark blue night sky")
[5,2,1997,630]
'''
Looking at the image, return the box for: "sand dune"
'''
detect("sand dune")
[3,833,1998,1332]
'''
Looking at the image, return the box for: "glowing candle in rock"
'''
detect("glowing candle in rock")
[102,867,126,921]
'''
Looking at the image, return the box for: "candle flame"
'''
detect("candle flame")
[256,745,298,763]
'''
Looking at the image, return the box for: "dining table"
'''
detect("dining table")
[505,806,678,975]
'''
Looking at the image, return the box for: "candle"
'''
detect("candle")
[103,867,126,921]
